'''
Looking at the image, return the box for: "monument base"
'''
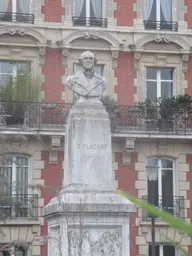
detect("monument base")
[43,184,136,256]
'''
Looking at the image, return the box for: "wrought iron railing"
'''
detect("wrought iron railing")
[0,101,72,129]
[72,16,107,27]
[140,196,185,220]
[0,194,38,219]
[0,12,34,24]
[144,20,178,31]
[111,105,192,134]
[1,102,192,135]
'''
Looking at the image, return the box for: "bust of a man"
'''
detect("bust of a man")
[65,51,107,102]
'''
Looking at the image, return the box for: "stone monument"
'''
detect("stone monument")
[43,51,136,256]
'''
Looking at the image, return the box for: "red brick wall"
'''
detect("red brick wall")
[185,56,192,95]
[41,0,64,22]
[114,53,136,105]
[115,152,138,256]
[186,154,192,254]
[185,0,192,29]
[40,151,64,256]
[114,0,136,26]
[42,49,65,102]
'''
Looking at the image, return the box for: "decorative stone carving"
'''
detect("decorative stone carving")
[154,34,171,43]
[62,48,69,67]
[123,138,135,165]
[111,50,119,60]
[39,47,46,67]
[83,31,100,40]
[8,27,26,36]
[111,49,119,68]
[49,151,59,164]
[134,52,142,70]
[182,53,189,72]
[68,229,122,256]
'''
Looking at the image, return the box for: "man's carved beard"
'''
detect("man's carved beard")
[83,69,94,79]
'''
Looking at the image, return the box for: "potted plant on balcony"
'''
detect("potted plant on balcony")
[157,96,177,132]
[101,96,121,131]
[1,71,40,126]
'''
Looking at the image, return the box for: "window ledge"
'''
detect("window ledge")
[0,219,40,226]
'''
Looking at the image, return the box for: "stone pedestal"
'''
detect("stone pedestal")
[43,101,136,256]
[64,101,113,189]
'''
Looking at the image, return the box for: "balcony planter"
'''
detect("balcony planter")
[157,120,173,132]
[1,71,40,126]
[101,96,121,131]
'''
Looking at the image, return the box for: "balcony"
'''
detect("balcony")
[0,102,192,137]
[140,196,185,220]
[0,12,34,24]
[0,194,38,220]
[144,20,178,31]
[72,16,107,27]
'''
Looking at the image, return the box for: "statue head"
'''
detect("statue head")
[79,51,97,71]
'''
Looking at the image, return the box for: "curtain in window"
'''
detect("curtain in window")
[0,0,9,12]
[145,0,154,20]
[161,0,172,21]
[74,0,85,17]
[18,0,30,13]
[16,157,28,195]
[91,0,102,19]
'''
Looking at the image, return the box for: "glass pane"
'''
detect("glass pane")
[161,82,173,98]
[161,159,173,169]
[94,65,103,76]
[163,245,175,256]
[147,158,158,166]
[161,69,173,80]
[0,74,13,87]
[78,0,86,17]
[162,169,173,213]
[146,68,157,79]
[149,245,159,256]
[16,62,30,74]
[0,62,13,74]
[90,0,102,18]
[160,0,172,22]
[148,0,156,21]
[146,81,157,101]
[148,179,159,206]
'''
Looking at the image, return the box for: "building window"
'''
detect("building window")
[0,61,30,88]
[144,0,178,31]
[146,68,173,101]
[0,155,31,218]
[147,158,182,218]
[72,0,107,27]
[0,245,27,256]
[149,245,176,256]
[0,1,34,24]
[75,63,104,76]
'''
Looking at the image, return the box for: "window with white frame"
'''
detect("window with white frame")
[145,0,172,22]
[144,0,177,30]
[73,0,105,27]
[0,1,34,23]
[0,61,30,89]
[75,63,104,76]
[0,155,30,218]
[149,244,176,256]
[146,68,173,101]
[147,158,177,216]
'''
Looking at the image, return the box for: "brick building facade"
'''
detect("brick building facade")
[0,1,191,256]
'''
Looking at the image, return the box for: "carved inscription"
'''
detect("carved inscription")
[77,144,107,150]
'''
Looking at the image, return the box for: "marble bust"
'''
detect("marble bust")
[65,51,107,102]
